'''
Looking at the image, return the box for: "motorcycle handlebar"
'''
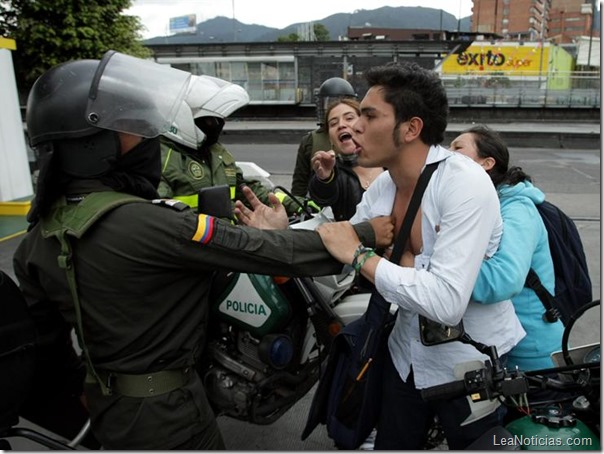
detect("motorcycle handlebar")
[421,361,599,403]
[421,379,468,402]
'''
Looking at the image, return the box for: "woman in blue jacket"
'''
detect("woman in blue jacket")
[449,125,564,372]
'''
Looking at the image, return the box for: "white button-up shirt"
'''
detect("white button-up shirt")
[350,145,525,388]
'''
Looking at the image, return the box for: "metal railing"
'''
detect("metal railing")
[441,71,600,108]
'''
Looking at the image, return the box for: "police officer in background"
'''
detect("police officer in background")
[13,51,392,450]
[290,77,357,197]
[159,75,302,216]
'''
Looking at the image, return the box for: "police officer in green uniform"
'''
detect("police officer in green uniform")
[290,77,357,197]
[159,75,303,216]
[13,52,392,450]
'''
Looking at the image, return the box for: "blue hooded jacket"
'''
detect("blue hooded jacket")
[472,181,564,371]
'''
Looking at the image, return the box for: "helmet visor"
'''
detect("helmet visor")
[86,51,191,138]
[163,100,206,149]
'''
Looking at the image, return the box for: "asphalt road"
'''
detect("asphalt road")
[1,143,600,450]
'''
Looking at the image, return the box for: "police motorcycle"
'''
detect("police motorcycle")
[194,181,373,425]
[419,300,600,450]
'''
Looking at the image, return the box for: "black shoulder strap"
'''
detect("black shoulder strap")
[525,268,561,323]
[390,162,439,264]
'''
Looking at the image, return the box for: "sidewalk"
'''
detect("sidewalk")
[226,119,600,134]
[223,119,601,149]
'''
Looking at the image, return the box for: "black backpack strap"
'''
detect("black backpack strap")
[525,268,561,323]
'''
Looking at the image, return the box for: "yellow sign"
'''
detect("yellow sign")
[442,44,550,74]
[0,37,17,51]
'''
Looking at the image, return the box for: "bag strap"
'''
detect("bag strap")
[525,268,561,323]
[43,192,149,396]
[390,161,439,264]
[367,162,439,317]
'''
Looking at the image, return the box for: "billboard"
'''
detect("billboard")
[169,14,197,35]
[441,42,551,75]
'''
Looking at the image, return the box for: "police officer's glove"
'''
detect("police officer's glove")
[289,196,320,215]
[306,199,321,213]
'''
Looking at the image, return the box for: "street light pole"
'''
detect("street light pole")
[586,0,595,68]
[232,0,236,42]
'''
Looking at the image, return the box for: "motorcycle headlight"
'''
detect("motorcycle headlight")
[258,334,294,369]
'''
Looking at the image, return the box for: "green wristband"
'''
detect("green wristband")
[353,249,376,273]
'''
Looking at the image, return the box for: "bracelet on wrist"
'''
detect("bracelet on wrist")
[352,243,366,265]
[318,170,335,184]
[352,245,376,273]
[354,249,376,273]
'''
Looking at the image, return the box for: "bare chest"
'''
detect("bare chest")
[392,192,423,258]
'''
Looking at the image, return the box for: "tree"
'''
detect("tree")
[277,33,300,42]
[277,23,330,42]
[0,0,150,96]
[313,23,329,41]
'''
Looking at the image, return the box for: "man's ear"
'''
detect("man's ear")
[482,156,496,171]
[404,117,423,142]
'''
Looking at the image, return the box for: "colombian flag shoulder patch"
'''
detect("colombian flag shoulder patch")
[192,214,216,244]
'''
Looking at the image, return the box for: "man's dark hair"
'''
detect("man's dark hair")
[464,124,531,188]
[365,62,448,145]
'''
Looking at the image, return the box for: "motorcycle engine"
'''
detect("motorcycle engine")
[201,272,320,424]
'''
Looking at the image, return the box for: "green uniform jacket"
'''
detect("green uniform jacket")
[13,188,375,450]
[290,128,331,197]
[159,138,300,215]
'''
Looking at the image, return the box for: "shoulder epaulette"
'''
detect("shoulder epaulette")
[151,199,190,211]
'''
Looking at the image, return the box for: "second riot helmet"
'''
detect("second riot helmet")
[315,77,356,126]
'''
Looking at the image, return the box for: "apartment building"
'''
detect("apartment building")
[471,0,597,43]
[549,0,597,43]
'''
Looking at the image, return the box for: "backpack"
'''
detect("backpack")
[301,292,395,449]
[525,200,592,325]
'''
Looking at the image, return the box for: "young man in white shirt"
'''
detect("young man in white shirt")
[315,62,525,449]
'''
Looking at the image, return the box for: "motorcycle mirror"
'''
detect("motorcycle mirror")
[559,299,601,366]
[419,315,466,346]
[198,184,232,218]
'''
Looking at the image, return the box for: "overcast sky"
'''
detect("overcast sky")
[127,0,474,39]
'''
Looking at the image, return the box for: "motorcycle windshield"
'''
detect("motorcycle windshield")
[86,50,191,138]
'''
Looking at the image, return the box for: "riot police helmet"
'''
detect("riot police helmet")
[26,51,191,177]
[315,77,357,126]
[163,75,250,151]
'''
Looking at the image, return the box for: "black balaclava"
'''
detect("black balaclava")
[196,116,225,151]
[100,136,161,200]
[27,146,65,225]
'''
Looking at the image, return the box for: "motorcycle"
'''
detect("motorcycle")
[420,300,601,450]
[196,184,374,424]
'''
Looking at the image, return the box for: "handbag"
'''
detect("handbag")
[302,161,439,449]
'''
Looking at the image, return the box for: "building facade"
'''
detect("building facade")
[471,0,552,40]
[471,0,598,43]
[549,0,598,43]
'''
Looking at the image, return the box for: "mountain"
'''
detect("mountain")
[143,6,471,45]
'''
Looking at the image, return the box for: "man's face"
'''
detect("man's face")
[351,86,401,168]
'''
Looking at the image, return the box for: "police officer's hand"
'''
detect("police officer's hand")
[369,215,395,249]
[316,221,359,265]
[311,150,336,181]
[234,185,289,230]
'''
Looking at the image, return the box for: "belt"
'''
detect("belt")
[85,367,193,398]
